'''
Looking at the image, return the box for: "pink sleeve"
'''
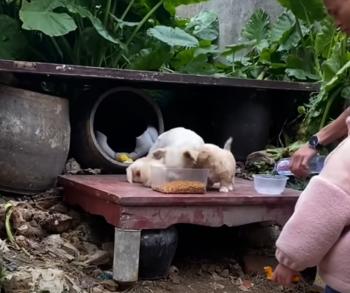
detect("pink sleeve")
[275,176,350,271]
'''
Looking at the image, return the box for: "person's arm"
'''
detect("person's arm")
[274,176,350,281]
[291,107,350,178]
[316,106,350,145]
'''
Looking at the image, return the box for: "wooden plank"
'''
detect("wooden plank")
[0,59,319,92]
[60,175,299,229]
[116,205,295,229]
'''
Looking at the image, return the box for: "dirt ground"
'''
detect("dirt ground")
[0,194,323,293]
[0,170,322,293]
[128,260,322,293]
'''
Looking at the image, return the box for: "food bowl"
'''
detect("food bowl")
[151,166,209,194]
[253,174,288,195]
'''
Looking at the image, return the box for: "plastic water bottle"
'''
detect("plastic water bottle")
[276,155,325,176]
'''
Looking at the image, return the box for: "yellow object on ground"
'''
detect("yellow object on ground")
[116,153,134,164]
[264,266,300,283]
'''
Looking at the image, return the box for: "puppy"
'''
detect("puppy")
[150,147,199,169]
[195,138,236,193]
[148,127,204,154]
[126,157,164,187]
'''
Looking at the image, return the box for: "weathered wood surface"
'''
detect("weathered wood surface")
[59,175,299,229]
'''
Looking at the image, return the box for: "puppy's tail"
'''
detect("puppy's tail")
[223,137,233,151]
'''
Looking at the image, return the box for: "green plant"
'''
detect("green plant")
[221,0,350,138]
[0,0,218,71]
[277,0,350,136]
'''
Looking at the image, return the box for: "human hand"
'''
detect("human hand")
[272,264,299,286]
[290,144,317,178]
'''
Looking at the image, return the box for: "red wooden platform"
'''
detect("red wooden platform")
[59,175,300,229]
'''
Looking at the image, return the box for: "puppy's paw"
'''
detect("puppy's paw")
[229,184,234,191]
[219,186,229,193]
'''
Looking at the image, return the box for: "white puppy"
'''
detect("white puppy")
[148,127,204,154]
[148,127,204,169]
[150,147,199,169]
[195,138,236,193]
[126,157,164,187]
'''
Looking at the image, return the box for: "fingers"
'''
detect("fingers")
[272,272,294,286]
[290,146,317,178]
[271,264,298,286]
[291,155,309,178]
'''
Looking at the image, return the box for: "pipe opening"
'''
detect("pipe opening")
[92,88,163,162]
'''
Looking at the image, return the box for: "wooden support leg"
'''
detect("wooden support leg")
[113,228,141,283]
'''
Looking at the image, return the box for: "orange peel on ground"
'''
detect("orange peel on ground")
[264,266,300,283]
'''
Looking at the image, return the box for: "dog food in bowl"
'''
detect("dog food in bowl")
[151,167,208,194]
[153,180,206,194]
[253,174,288,195]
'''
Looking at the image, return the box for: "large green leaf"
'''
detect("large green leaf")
[186,11,218,41]
[278,25,302,51]
[128,43,170,70]
[65,3,126,48]
[0,15,27,60]
[163,0,208,16]
[315,18,338,59]
[277,0,326,22]
[223,41,256,57]
[172,50,216,75]
[285,68,319,80]
[148,25,199,48]
[270,12,295,44]
[322,41,348,82]
[242,9,270,51]
[20,0,77,36]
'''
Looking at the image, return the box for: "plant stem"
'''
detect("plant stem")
[319,87,341,129]
[59,37,75,64]
[5,203,15,246]
[121,0,135,21]
[51,38,63,62]
[103,0,112,27]
[114,0,163,66]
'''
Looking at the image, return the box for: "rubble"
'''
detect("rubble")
[0,190,322,293]
[3,267,83,293]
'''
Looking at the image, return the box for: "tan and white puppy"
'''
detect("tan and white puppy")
[195,138,236,193]
[126,157,164,187]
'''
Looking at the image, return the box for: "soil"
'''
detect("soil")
[0,189,323,293]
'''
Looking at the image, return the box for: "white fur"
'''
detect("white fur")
[195,139,236,193]
[150,147,199,169]
[148,127,204,169]
[126,157,164,187]
[148,127,204,154]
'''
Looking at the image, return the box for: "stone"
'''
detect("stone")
[101,280,119,291]
[3,267,82,293]
[220,269,230,278]
[84,250,111,266]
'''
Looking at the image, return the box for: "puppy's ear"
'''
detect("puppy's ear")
[151,148,166,160]
[198,150,210,162]
[183,149,199,163]
[126,166,133,183]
